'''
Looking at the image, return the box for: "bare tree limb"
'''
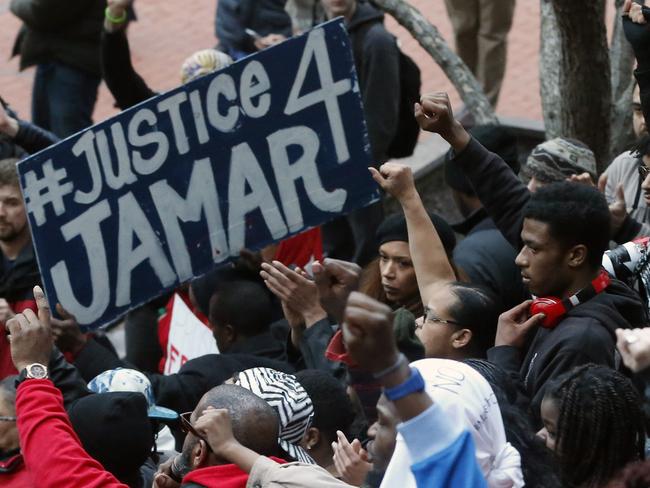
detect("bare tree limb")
[371,0,498,125]
[610,0,636,160]
[539,0,561,139]
[550,0,612,173]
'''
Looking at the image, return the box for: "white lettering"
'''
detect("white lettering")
[240,60,271,118]
[206,73,239,132]
[72,131,103,204]
[150,158,228,281]
[95,123,137,190]
[267,126,346,232]
[285,28,352,163]
[157,92,190,155]
[228,142,287,252]
[128,108,169,175]
[50,200,111,324]
[115,192,176,307]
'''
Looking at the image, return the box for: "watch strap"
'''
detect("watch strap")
[383,367,425,401]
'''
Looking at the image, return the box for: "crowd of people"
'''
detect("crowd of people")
[4,0,650,487]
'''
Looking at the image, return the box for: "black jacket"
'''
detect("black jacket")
[348,2,400,163]
[0,245,41,304]
[454,138,647,420]
[215,0,292,55]
[74,331,293,414]
[453,210,528,312]
[101,29,156,111]
[10,0,106,77]
[488,278,645,421]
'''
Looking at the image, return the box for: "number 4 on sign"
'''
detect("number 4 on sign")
[284,28,352,164]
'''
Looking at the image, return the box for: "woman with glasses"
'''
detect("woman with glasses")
[370,163,500,360]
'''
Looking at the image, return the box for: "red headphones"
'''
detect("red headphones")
[529,270,611,329]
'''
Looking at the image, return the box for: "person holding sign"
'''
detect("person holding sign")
[320,0,402,267]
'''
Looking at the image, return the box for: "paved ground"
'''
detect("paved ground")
[0,0,549,124]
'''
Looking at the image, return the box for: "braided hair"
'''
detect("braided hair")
[544,364,646,488]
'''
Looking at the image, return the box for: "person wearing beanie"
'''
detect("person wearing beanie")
[523,137,597,193]
[359,211,457,318]
[68,392,156,487]
[370,162,502,361]
[446,124,527,313]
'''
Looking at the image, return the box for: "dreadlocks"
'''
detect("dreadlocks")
[544,364,646,488]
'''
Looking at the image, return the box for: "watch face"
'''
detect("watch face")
[27,364,48,379]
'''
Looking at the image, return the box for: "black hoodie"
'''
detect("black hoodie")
[346,2,400,163]
[454,138,647,423]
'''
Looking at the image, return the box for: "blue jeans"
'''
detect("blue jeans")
[31,62,101,138]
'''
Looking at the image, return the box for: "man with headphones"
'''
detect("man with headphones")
[414,93,647,425]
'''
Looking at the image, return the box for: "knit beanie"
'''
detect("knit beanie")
[445,124,519,195]
[523,137,596,182]
[376,212,456,257]
[180,49,233,84]
[68,392,153,481]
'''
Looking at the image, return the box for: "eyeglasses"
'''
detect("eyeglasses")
[638,163,650,180]
[416,308,463,329]
[0,416,16,422]
[179,412,211,451]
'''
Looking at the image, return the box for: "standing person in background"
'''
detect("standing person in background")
[320,0,402,267]
[10,0,106,138]
[215,0,292,60]
[443,0,515,107]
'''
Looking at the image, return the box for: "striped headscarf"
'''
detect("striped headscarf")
[524,137,597,183]
[235,367,315,464]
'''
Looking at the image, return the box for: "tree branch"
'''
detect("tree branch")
[371,0,498,125]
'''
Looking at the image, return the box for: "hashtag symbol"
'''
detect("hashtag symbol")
[23,159,75,227]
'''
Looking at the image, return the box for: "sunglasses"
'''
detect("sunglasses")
[638,163,650,180]
[0,416,16,422]
[179,412,212,451]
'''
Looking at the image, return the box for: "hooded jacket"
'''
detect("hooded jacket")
[453,138,647,420]
[347,2,400,163]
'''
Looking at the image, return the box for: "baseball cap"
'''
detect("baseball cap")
[88,368,178,421]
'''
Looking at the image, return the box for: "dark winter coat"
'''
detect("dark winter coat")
[453,137,647,422]
[10,0,106,77]
[347,2,400,163]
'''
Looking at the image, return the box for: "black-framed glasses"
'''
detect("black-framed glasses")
[416,307,463,329]
[179,412,211,451]
[638,163,650,180]
[0,416,16,422]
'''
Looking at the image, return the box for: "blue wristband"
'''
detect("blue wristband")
[383,367,425,401]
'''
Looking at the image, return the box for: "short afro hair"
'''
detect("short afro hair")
[523,182,610,270]
[209,280,272,337]
[295,370,355,444]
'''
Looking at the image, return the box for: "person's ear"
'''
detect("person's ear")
[192,439,210,469]
[567,244,588,268]
[451,328,472,349]
[301,427,321,451]
[223,324,237,344]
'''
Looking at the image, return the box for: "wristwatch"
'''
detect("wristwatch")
[17,363,49,384]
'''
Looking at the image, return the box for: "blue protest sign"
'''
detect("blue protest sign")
[18,18,379,330]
